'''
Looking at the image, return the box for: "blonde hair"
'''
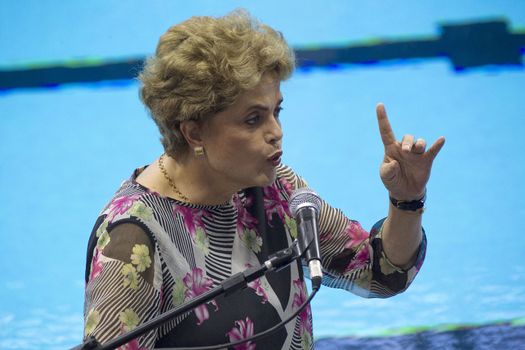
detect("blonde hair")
[139,9,295,157]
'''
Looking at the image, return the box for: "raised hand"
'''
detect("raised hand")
[376,103,445,201]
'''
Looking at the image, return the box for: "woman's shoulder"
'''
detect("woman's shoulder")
[98,169,164,222]
[275,163,308,191]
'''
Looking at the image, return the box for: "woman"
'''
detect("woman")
[83,9,444,350]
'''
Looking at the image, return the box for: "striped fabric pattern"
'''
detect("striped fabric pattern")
[83,164,426,349]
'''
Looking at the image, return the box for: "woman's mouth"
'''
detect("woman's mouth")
[268,151,283,166]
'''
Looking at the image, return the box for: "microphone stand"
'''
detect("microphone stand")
[71,242,300,350]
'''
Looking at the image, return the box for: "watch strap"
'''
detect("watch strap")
[390,193,426,212]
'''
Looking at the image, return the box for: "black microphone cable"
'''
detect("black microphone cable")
[95,187,325,350]
[162,284,320,350]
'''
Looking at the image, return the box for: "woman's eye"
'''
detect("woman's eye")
[274,106,283,118]
[246,115,260,125]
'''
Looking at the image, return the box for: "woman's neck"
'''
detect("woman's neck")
[156,154,237,206]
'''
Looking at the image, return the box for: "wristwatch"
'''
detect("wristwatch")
[389,192,426,212]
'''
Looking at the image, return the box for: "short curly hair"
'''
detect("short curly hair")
[138,9,296,157]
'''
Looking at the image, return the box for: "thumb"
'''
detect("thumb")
[380,159,400,183]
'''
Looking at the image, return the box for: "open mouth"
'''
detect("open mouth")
[268,151,283,166]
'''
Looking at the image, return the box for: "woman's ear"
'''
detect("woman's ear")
[179,120,204,149]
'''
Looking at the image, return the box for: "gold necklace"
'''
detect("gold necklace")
[158,154,190,202]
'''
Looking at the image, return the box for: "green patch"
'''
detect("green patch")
[172,278,186,306]
[195,228,210,255]
[285,215,298,239]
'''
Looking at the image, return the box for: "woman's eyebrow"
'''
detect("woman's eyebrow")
[244,98,284,112]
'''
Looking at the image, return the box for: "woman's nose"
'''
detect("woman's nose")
[266,115,283,145]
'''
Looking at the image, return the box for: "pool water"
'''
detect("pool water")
[1,1,525,349]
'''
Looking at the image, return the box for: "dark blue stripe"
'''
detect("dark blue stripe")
[1,19,524,91]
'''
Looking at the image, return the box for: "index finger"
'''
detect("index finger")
[376,103,396,147]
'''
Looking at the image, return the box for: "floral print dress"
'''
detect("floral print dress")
[83,164,426,349]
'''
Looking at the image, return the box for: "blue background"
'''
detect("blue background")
[1,1,524,349]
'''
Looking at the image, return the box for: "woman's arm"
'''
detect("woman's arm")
[381,203,423,269]
[84,218,160,349]
[276,164,427,298]
[375,103,444,268]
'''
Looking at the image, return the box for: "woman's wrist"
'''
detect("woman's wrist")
[389,190,426,213]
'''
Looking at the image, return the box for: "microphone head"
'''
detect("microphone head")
[289,188,322,218]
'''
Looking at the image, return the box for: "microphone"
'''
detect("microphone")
[289,188,323,289]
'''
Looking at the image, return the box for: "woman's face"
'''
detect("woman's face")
[199,73,284,191]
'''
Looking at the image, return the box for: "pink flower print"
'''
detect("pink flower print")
[226,317,256,350]
[344,220,369,249]
[174,205,212,254]
[183,268,218,325]
[278,176,294,197]
[245,264,268,303]
[118,339,148,350]
[108,195,141,222]
[89,248,103,281]
[292,279,312,334]
[344,244,370,272]
[248,279,268,303]
[263,184,291,227]
[319,229,332,243]
[233,194,258,233]
[173,205,211,238]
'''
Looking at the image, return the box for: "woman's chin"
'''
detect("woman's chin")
[258,170,277,187]
[234,166,277,190]
[244,171,275,189]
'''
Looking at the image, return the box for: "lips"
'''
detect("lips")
[268,150,283,166]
